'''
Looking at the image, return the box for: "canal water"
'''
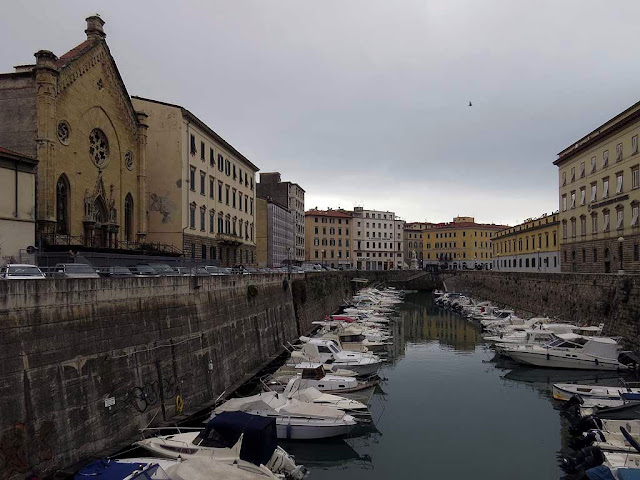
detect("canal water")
[286,291,579,479]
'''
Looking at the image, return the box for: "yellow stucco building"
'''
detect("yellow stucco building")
[131,97,259,266]
[555,100,640,273]
[422,216,507,269]
[0,17,149,250]
[491,213,561,272]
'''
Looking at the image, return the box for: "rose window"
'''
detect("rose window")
[89,128,109,168]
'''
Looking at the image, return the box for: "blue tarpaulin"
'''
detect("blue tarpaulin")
[586,466,616,480]
[618,468,640,480]
[75,459,149,479]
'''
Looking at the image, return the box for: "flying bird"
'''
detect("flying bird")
[468,101,472,107]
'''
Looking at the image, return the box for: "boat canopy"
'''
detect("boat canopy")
[205,411,278,467]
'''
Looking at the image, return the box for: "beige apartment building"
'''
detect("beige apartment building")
[351,207,404,270]
[131,97,259,266]
[403,222,434,268]
[305,209,353,268]
[555,100,640,273]
[0,147,37,263]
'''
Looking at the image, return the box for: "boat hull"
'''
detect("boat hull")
[276,420,355,440]
[507,350,622,371]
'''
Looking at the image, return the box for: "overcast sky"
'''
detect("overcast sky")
[2,1,639,226]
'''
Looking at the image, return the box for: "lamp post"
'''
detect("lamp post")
[321,249,325,269]
[537,248,541,272]
[286,246,291,279]
[618,236,624,273]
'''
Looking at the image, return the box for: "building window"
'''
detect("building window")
[56,174,70,234]
[250,198,254,215]
[191,243,195,258]
[218,214,224,233]
[570,167,575,182]
[562,220,567,240]
[580,187,586,206]
[591,213,598,234]
[189,203,196,229]
[616,172,623,194]
[200,171,206,195]
[580,215,586,237]
[210,148,214,166]
[633,166,639,189]
[200,207,206,231]
[603,150,609,167]
[202,244,206,259]
[603,210,610,232]
[617,208,624,230]
[561,194,567,211]
[593,248,598,262]
[232,189,237,208]
[218,154,224,172]
[634,135,639,155]
[210,246,216,259]
[200,142,205,160]
[591,183,597,202]
[209,177,215,199]
[580,162,585,178]
[218,182,223,200]
[570,191,576,209]
[603,177,609,198]
[190,134,196,155]
[632,203,639,227]
[210,210,215,233]
[571,217,576,238]
[616,143,623,162]
[225,186,230,205]
[124,193,134,242]
[190,166,196,191]
[591,156,596,173]
[233,165,237,180]
[225,159,231,176]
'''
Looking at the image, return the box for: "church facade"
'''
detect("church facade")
[0,16,148,250]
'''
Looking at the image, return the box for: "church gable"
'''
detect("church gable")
[55,40,139,136]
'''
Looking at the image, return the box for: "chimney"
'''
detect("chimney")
[85,15,106,41]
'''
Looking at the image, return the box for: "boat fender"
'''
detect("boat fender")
[286,422,292,440]
[546,352,550,360]
[595,358,599,366]
[175,394,184,414]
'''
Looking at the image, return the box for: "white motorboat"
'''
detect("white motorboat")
[491,330,559,356]
[290,338,383,376]
[282,377,368,413]
[135,412,306,479]
[211,392,357,440]
[553,383,640,402]
[266,364,379,395]
[504,333,627,371]
[114,457,282,480]
[316,326,390,352]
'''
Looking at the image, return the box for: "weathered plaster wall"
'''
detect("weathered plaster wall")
[444,271,640,348]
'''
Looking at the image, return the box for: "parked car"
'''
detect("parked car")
[0,264,46,279]
[176,266,210,276]
[129,265,160,277]
[204,266,226,276]
[145,263,181,276]
[97,266,133,278]
[51,263,100,278]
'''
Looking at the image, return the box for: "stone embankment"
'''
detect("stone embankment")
[443,271,640,348]
[0,270,438,479]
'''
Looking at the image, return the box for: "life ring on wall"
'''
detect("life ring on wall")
[175,394,184,414]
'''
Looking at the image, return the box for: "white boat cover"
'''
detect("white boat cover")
[166,457,272,480]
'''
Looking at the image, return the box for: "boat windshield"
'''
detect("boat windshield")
[328,344,341,354]
[193,427,232,448]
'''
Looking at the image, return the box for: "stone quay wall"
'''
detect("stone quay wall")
[0,270,435,479]
[443,271,640,348]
